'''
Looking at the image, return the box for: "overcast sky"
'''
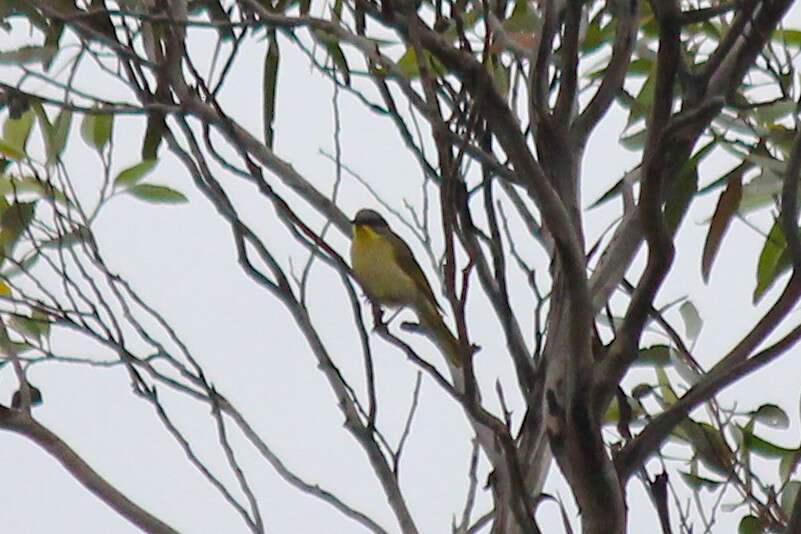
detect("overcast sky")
[1,4,801,533]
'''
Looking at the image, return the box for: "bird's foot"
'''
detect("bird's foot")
[371,303,386,330]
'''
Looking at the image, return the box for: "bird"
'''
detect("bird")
[350,208,462,366]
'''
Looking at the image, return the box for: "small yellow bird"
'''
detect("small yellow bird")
[350,209,461,366]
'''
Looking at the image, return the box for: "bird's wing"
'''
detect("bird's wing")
[389,232,443,312]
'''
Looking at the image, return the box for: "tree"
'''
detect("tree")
[1,0,801,532]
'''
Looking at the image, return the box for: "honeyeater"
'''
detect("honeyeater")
[350,209,462,366]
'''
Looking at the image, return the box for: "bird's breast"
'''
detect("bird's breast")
[351,229,418,306]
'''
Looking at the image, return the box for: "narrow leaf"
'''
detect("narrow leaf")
[46,108,72,165]
[682,421,732,476]
[752,99,796,124]
[0,201,36,235]
[750,403,790,429]
[738,515,766,534]
[678,301,702,340]
[779,448,801,482]
[263,31,280,149]
[754,219,790,303]
[781,480,801,516]
[80,108,113,151]
[634,345,671,367]
[740,425,797,458]
[0,45,57,66]
[3,108,34,152]
[620,128,647,150]
[0,140,24,160]
[114,160,157,188]
[679,471,722,492]
[141,113,165,160]
[0,201,36,254]
[664,163,698,235]
[312,30,350,85]
[128,183,188,204]
[702,171,743,282]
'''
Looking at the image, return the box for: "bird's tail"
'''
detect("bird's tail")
[415,301,462,367]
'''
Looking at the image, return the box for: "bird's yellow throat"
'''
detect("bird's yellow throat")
[353,224,381,241]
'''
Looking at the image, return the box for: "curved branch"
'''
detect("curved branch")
[572,0,640,144]
[554,0,582,123]
[0,407,180,534]
[705,0,794,99]
[615,316,801,478]
[596,0,681,394]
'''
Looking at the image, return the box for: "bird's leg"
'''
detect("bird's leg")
[370,302,386,329]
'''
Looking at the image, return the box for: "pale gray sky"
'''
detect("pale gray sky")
[1,5,801,533]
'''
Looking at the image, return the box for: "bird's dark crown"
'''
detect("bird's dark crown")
[353,209,389,228]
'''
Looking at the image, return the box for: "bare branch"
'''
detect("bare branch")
[0,407,180,534]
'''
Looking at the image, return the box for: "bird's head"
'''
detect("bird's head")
[352,209,390,238]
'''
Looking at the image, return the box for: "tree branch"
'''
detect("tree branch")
[0,407,180,534]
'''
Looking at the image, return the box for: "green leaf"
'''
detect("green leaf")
[312,30,350,85]
[631,383,653,399]
[396,47,447,79]
[625,69,656,128]
[780,448,801,482]
[664,140,713,235]
[678,301,702,341]
[440,10,480,43]
[0,45,57,66]
[503,0,540,33]
[490,56,509,98]
[679,471,722,492]
[655,366,679,405]
[754,219,790,303]
[669,346,701,386]
[589,167,641,208]
[0,249,41,277]
[664,160,698,235]
[752,99,797,124]
[40,227,90,249]
[128,183,188,204]
[627,57,653,76]
[740,168,783,214]
[32,101,53,146]
[773,29,801,47]
[781,480,801,516]
[738,515,766,534]
[45,108,72,165]
[715,112,756,136]
[8,313,49,341]
[682,421,732,477]
[750,403,790,429]
[114,160,157,188]
[80,108,113,151]
[634,344,671,366]
[620,128,647,150]
[740,425,797,458]
[263,31,280,149]
[702,169,743,282]
[0,201,36,254]
[0,201,35,235]
[3,108,34,152]
[0,175,70,206]
[197,0,235,40]
[141,113,165,160]
[0,140,25,160]
[744,152,786,175]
